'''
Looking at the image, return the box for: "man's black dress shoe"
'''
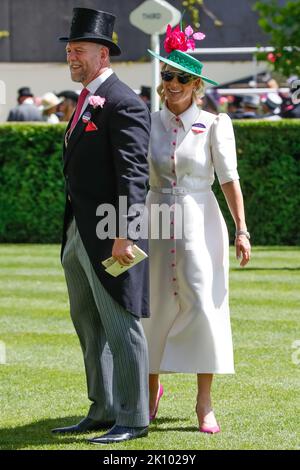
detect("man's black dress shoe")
[88,425,148,444]
[51,417,115,434]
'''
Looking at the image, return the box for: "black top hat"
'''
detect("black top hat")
[18,87,33,97]
[59,8,121,56]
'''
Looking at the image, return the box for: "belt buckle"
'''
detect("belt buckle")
[172,187,185,195]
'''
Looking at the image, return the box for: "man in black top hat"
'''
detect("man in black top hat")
[51,8,150,444]
[7,86,43,122]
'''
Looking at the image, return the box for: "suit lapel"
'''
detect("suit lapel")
[63,73,119,173]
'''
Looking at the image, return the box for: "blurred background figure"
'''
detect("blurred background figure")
[261,72,279,90]
[7,86,43,122]
[280,76,300,118]
[201,89,219,114]
[56,90,78,121]
[227,95,243,119]
[39,92,63,123]
[139,86,151,110]
[261,92,282,120]
[240,95,260,119]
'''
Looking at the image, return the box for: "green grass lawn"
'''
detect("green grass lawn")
[0,245,299,450]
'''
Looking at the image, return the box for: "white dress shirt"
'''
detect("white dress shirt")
[78,68,114,120]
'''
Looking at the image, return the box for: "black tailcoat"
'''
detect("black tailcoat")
[61,73,150,317]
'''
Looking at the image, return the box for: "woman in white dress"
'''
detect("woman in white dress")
[142,24,251,433]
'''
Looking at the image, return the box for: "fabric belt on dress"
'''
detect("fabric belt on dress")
[150,186,210,195]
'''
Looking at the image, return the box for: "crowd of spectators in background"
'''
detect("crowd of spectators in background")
[7,87,79,123]
[6,72,300,123]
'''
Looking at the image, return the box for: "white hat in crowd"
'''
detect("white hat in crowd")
[39,92,64,111]
[261,92,283,114]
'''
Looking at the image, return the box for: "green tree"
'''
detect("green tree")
[254,0,300,77]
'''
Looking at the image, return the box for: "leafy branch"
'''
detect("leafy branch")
[254,0,300,77]
[181,0,223,28]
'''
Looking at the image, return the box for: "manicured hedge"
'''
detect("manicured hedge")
[0,123,66,243]
[213,119,300,245]
[0,120,299,244]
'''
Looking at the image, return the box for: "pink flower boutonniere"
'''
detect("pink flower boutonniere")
[88,95,106,109]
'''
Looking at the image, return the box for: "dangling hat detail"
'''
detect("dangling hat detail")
[148,23,218,85]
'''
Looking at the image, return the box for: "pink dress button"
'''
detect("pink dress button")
[172,181,176,186]
[171,156,175,160]
[173,129,177,133]
[172,141,176,146]
[171,249,175,253]
[172,263,176,267]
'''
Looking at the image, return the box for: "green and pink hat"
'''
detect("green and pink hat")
[148,24,218,86]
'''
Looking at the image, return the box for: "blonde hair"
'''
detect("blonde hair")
[157,63,205,104]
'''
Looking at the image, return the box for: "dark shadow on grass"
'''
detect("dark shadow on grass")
[154,426,198,432]
[0,415,112,450]
[150,417,197,432]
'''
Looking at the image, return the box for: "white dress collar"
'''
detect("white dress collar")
[160,102,200,132]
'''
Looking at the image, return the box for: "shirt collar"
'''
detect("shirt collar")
[86,68,114,95]
[160,102,200,132]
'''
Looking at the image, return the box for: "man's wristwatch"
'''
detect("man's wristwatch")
[235,230,251,240]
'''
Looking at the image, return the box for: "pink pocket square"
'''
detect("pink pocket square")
[85,121,98,132]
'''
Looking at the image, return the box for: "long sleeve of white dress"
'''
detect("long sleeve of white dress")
[210,113,240,185]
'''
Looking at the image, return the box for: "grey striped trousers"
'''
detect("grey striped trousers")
[62,218,149,427]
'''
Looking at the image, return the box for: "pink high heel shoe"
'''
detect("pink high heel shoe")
[199,424,221,434]
[149,384,164,421]
[196,405,220,434]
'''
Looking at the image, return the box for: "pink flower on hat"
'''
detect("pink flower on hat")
[164,24,206,54]
[88,95,106,108]
[164,25,188,53]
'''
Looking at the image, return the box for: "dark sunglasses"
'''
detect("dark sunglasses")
[161,70,195,84]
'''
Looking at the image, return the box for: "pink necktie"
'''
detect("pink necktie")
[70,87,89,133]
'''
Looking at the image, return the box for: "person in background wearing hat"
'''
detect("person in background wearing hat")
[7,87,43,122]
[240,95,261,119]
[261,92,282,121]
[51,8,150,444]
[139,86,151,110]
[227,95,244,119]
[280,76,300,118]
[56,90,79,122]
[39,92,63,123]
[142,24,251,434]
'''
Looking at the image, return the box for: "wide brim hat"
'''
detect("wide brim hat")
[59,7,121,57]
[56,90,79,103]
[148,49,219,86]
[39,92,64,111]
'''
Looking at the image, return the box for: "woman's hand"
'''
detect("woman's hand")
[235,235,251,267]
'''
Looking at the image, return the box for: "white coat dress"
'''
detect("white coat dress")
[142,102,239,374]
